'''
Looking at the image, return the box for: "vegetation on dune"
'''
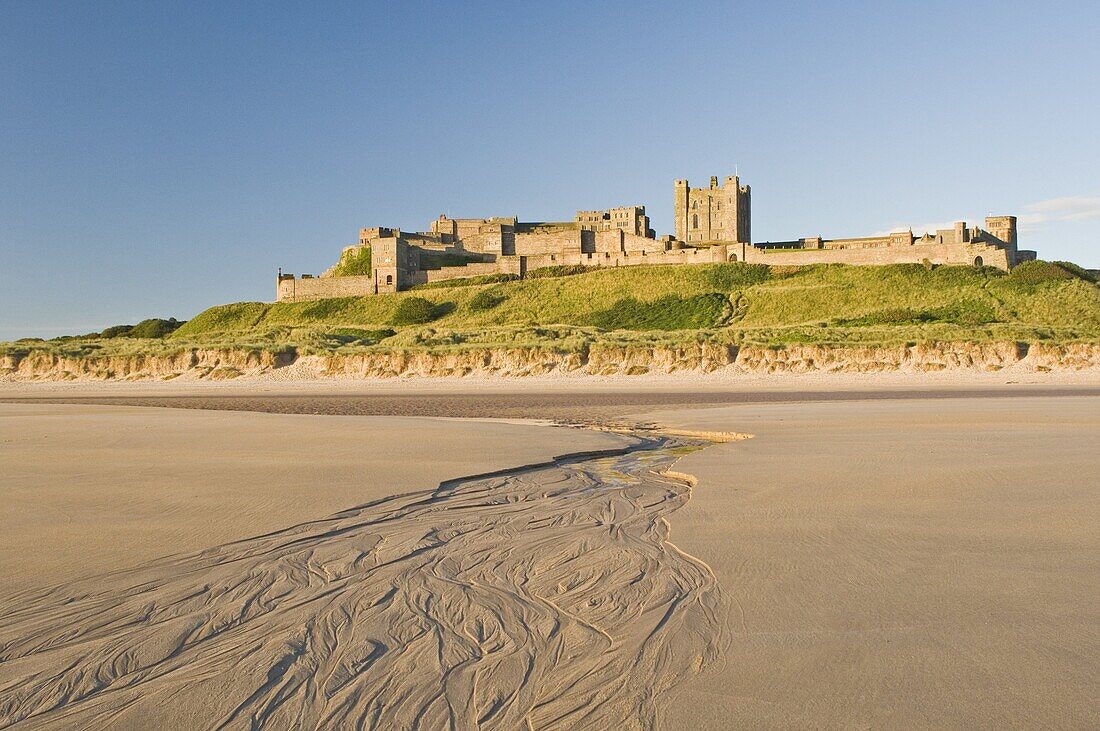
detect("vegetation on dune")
[128,318,186,338]
[163,260,1098,346]
[320,328,395,347]
[6,262,1098,362]
[589,293,730,331]
[331,247,372,276]
[39,318,187,342]
[99,325,134,339]
[703,262,771,289]
[466,288,507,312]
[389,296,450,326]
[833,301,999,328]
[1007,259,1095,285]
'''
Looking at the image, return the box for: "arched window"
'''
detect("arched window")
[386,274,393,285]
[728,253,738,262]
[692,214,699,229]
[974,256,983,267]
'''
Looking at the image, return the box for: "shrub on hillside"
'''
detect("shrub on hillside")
[589,293,729,331]
[390,297,445,326]
[703,263,771,290]
[129,318,184,338]
[467,288,506,312]
[1051,261,1097,284]
[99,325,134,338]
[1008,260,1077,285]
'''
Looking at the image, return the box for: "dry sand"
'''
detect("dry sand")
[1,386,1097,729]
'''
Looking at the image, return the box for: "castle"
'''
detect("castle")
[276,176,1035,302]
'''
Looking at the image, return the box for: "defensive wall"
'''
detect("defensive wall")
[275,175,1034,302]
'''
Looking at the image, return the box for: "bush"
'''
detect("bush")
[129,318,184,338]
[1008,260,1077,285]
[1051,261,1097,284]
[467,288,506,312]
[332,247,372,276]
[589,293,729,331]
[703,263,771,290]
[99,325,134,339]
[390,297,444,326]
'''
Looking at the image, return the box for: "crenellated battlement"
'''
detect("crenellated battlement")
[275,174,1031,302]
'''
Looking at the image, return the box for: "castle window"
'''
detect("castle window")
[385,274,393,285]
[692,214,699,229]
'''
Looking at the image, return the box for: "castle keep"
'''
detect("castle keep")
[276,177,1034,302]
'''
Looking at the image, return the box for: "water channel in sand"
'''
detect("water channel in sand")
[0,431,727,730]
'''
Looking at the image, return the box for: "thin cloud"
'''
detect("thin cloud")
[1022,195,1100,223]
[870,194,1100,238]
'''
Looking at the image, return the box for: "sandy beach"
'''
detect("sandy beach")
[1,381,1097,728]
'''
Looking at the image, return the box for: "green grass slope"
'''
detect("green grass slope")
[165,262,1100,353]
[5,263,1097,362]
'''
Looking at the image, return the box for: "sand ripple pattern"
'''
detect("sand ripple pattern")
[0,434,725,730]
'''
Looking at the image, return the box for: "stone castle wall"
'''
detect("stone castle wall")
[277,274,377,303]
[275,174,1029,302]
[737,240,1012,269]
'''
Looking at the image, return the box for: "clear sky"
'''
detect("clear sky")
[2,1,1098,340]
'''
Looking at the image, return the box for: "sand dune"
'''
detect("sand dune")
[0,431,724,730]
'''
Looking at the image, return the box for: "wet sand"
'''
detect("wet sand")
[0,404,629,594]
[2,388,1098,728]
[651,396,1100,729]
[6,382,1100,423]
[0,425,720,729]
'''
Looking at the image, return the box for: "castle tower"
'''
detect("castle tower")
[674,175,750,244]
[984,215,1018,262]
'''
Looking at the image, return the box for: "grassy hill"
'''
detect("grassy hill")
[168,261,1100,352]
[6,262,1099,360]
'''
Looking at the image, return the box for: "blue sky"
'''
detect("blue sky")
[2,1,1098,339]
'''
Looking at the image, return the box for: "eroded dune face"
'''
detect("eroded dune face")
[0,436,726,730]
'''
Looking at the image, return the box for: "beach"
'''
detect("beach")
[1,381,1098,728]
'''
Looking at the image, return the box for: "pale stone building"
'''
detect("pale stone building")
[674,175,751,244]
[275,175,1035,302]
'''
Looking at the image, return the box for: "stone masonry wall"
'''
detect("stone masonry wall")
[277,274,376,302]
[740,240,1011,269]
